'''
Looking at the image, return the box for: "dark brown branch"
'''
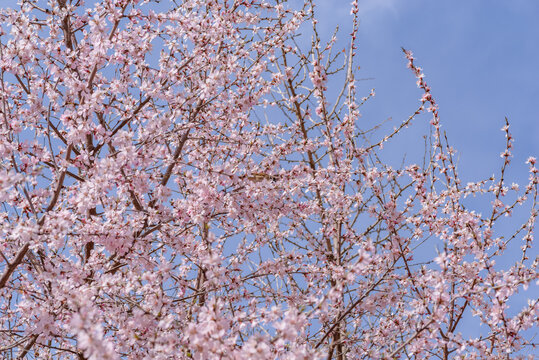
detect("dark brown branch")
[15,334,38,360]
[160,129,190,187]
[0,145,72,289]
[0,243,29,289]
[14,74,30,94]
[57,0,74,51]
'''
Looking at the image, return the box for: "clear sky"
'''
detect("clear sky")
[316,0,538,184]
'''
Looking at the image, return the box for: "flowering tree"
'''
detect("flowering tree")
[0,0,537,359]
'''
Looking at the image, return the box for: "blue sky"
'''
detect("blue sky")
[317,0,538,183]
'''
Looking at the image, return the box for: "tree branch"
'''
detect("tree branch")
[0,145,72,289]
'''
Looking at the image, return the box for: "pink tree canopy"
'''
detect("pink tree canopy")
[0,0,536,359]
